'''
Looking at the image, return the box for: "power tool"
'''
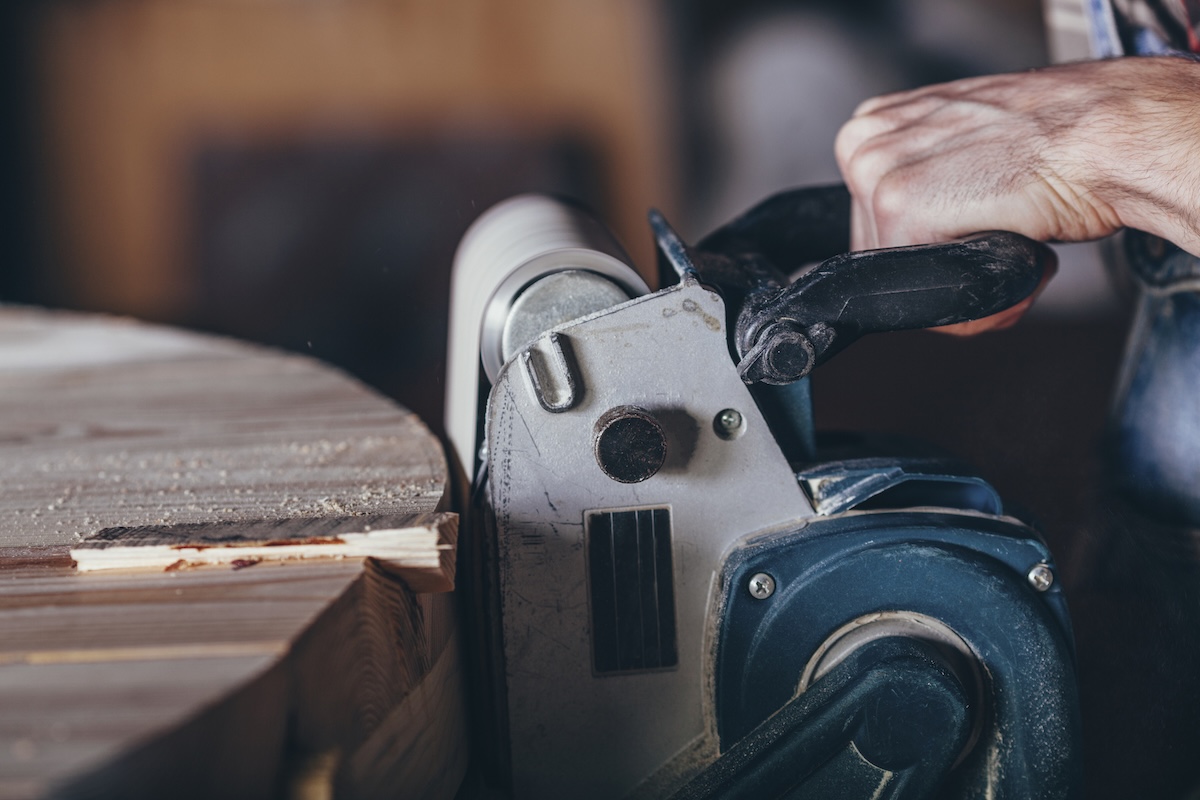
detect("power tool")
[445,186,1081,799]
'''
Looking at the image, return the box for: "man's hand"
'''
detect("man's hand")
[835,57,1200,332]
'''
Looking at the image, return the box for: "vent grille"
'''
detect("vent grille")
[586,507,677,674]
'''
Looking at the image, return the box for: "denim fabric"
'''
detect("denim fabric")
[1111,232,1200,524]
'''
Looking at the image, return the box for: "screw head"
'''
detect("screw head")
[714,408,744,440]
[1027,563,1054,592]
[748,572,776,600]
[763,333,814,383]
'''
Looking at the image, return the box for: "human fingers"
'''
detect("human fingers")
[851,83,944,119]
[850,74,996,119]
[850,195,877,251]
[838,119,904,251]
[847,113,1049,248]
[932,247,1058,336]
[844,149,947,251]
[836,93,950,177]
[838,98,967,250]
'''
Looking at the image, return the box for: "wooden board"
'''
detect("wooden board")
[0,307,447,552]
[0,308,465,799]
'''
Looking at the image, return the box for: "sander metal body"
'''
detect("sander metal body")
[445,186,1081,799]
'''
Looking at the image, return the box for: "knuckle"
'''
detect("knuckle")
[834,120,865,171]
[844,140,894,189]
[837,116,915,185]
[852,89,908,118]
[851,95,882,118]
[871,172,915,227]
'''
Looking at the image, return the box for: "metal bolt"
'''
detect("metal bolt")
[593,406,667,483]
[748,572,776,600]
[714,408,744,439]
[1027,563,1054,592]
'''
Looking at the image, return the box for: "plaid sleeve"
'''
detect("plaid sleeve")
[1102,0,1200,55]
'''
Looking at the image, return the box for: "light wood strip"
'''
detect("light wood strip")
[0,642,287,666]
[69,512,458,592]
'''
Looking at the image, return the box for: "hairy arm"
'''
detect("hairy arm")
[835,56,1200,332]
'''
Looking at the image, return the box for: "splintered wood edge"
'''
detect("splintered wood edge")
[69,512,459,592]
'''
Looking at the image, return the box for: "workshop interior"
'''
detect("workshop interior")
[1,0,1197,798]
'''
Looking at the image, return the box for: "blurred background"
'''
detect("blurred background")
[0,0,1113,434]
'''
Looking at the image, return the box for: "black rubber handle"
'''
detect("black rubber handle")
[670,184,1053,385]
[698,184,853,269]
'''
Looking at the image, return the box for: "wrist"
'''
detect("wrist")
[1075,58,1200,255]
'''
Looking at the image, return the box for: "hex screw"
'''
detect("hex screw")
[1027,563,1054,592]
[714,408,745,440]
[748,572,776,600]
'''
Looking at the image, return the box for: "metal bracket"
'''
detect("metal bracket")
[522,332,580,412]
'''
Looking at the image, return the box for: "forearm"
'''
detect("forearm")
[1076,58,1200,256]
[836,56,1200,256]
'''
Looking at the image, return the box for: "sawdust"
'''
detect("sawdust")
[0,309,447,550]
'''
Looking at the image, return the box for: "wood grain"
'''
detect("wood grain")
[0,307,446,550]
[0,308,465,799]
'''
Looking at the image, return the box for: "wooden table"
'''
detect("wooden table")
[0,308,465,799]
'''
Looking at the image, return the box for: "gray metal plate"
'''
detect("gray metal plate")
[486,279,813,798]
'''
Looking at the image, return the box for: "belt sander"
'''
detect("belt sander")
[444,185,1082,799]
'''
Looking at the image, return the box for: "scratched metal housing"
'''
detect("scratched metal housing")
[484,279,810,798]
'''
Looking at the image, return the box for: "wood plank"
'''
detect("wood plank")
[0,563,353,799]
[0,562,462,800]
[0,308,466,799]
[0,657,289,800]
[0,563,364,665]
[341,630,470,799]
[288,563,465,796]
[0,307,447,551]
